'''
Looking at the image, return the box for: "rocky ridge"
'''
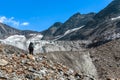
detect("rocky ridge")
[60,0,120,41]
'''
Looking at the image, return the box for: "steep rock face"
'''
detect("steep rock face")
[54,12,95,36]
[60,0,120,41]
[42,22,63,40]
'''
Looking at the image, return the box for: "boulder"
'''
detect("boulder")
[0,59,8,66]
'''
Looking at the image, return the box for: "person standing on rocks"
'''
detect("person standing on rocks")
[28,42,34,55]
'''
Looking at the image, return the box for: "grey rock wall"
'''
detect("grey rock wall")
[42,40,91,53]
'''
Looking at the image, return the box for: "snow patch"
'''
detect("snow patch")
[111,16,120,20]
[64,26,84,35]
[53,26,84,41]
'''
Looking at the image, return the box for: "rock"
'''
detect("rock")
[68,75,76,80]
[67,69,74,75]
[0,59,8,66]
[43,55,47,59]
[28,67,35,72]
[1,66,6,70]
[0,48,3,52]
[35,76,41,80]
[36,57,43,62]
[106,78,116,80]
[0,77,7,80]
[25,74,34,79]
[16,69,25,75]
[6,67,13,73]
[12,54,18,61]
[74,73,82,78]
[39,69,47,76]
[21,59,27,64]
[23,66,27,70]
[0,72,3,77]
[20,53,27,58]
[27,54,35,61]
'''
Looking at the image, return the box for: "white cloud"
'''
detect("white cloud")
[0,16,20,27]
[0,16,29,27]
[21,22,29,26]
[0,16,7,23]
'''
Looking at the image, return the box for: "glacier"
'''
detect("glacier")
[0,27,91,54]
[0,34,50,53]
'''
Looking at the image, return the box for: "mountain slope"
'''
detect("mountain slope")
[0,23,20,39]
[60,0,120,41]
[54,12,96,36]
[94,0,120,21]
[42,22,63,40]
[90,38,120,79]
[0,23,40,39]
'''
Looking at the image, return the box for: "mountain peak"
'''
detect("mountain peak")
[52,22,63,28]
[72,12,81,16]
[94,0,120,20]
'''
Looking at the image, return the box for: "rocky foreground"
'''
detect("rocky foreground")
[0,38,120,80]
[0,44,96,80]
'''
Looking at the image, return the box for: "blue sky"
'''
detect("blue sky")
[0,0,112,31]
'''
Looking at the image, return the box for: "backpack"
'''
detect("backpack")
[29,42,34,49]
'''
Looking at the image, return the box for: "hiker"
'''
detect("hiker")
[28,42,34,55]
